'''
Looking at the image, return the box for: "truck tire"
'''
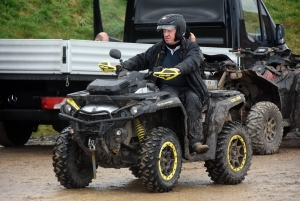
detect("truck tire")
[246,101,283,155]
[0,121,33,146]
[138,127,182,192]
[52,127,94,188]
[204,121,252,184]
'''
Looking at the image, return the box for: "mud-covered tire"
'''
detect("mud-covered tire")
[246,101,283,155]
[138,127,182,192]
[204,121,252,185]
[0,121,33,147]
[52,127,94,188]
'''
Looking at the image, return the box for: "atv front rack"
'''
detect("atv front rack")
[59,110,134,145]
[59,112,133,127]
[67,90,170,101]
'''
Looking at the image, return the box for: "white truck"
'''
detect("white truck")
[0,0,287,146]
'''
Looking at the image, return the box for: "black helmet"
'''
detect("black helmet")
[157,14,186,40]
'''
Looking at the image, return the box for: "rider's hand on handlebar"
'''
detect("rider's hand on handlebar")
[115,64,123,75]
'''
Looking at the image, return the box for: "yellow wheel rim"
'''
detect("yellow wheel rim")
[227,135,247,172]
[158,141,178,180]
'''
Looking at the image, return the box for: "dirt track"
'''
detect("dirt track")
[1,134,300,201]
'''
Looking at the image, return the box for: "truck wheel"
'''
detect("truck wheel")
[138,127,182,192]
[0,121,33,146]
[52,127,94,188]
[246,101,283,154]
[204,121,252,184]
[129,165,140,178]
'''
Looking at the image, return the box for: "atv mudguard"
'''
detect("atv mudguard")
[205,90,245,133]
[190,90,245,161]
[289,73,300,129]
[134,96,188,150]
[135,97,186,115]
[237,69,281,106]
[229,66,300,121]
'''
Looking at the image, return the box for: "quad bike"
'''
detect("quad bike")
[52,49,252,192]
[202,47,300,155]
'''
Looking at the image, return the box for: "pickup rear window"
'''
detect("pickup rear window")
[134,0,225,24]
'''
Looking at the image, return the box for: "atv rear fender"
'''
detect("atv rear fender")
[194,90,245,161]
[223,68,281,110]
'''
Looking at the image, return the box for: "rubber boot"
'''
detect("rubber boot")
[192,142,209,153]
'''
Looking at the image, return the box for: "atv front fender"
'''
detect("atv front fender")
[136,97,186,115]
[135,97,188,136]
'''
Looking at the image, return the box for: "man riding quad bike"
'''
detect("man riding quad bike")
[52,49,252,192]
[201,47,300,155]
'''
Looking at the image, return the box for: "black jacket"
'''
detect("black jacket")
[123,39,209,104]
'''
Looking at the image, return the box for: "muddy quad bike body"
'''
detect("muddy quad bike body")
[53,49,252,192]
[202,47,300,154]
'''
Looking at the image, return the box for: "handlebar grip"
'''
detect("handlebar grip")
[229,49,238,52]
[115,65,123,74]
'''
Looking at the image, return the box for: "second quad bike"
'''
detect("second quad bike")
[52,49,252,192]
[202,47,300,155]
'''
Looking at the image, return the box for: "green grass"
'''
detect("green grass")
[31,125,58,138]
[0,0,299,52]
[0,0,126,40]
[263,0,300,54]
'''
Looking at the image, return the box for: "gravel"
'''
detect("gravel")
[26,134,59,145]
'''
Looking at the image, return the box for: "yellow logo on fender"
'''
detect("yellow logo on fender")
[230,95,242,103]
[157,100,173,106]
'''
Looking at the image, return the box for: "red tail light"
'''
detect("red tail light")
[42,97,66,110]
[263,70,276,81]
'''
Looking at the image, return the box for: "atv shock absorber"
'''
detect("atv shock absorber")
[134,118,145,142]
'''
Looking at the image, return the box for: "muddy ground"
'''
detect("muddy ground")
[1,134,300,201]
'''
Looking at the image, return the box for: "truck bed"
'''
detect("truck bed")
[0,39,236,80]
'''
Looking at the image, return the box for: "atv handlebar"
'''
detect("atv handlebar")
[152,68,180,80]
[98,62,127,75]
[98,61,117,73]
[229,47,286,61]
[99,49,181,80]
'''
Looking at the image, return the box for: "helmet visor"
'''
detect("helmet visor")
[157,25,176,31]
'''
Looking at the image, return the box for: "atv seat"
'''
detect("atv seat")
[202,54,237,71]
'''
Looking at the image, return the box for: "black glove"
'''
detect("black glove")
[153,66,163,72]
[115,65,123,75]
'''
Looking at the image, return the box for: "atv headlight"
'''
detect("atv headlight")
[130,106,138,115]
[63,104,72,115]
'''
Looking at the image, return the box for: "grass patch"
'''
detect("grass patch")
[0,0,125,40]
[31,125,58,138]
[263,0,300,53]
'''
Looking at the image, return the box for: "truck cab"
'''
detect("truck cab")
[118,0,287,68]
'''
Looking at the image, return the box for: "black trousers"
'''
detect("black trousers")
[160,85,203,145]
